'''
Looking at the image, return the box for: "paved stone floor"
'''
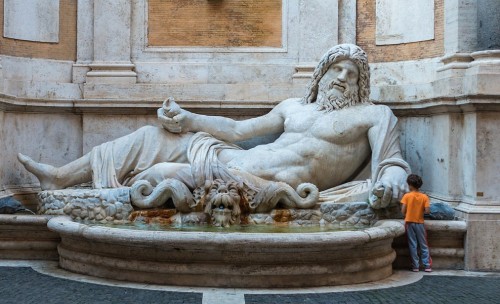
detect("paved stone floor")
[0,261,499,304]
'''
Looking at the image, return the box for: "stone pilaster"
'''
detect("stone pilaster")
[72,0,93,85]
[0,57,3,93]
[85,0,136,85]
[435,0,500,271]
[444,0,478,55]
[455,50,500,271]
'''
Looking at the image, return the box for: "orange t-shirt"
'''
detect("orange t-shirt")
[401,191,430,223]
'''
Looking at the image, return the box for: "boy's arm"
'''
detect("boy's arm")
[400,194,407,216]
[424,194,430,214]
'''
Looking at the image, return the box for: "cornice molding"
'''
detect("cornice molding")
[1,93,499,117]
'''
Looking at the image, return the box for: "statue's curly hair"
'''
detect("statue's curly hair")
[302,44,370,105]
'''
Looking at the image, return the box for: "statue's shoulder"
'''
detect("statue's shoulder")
[360,103,396,117]
[277,98,302,107]
[273,98,303,112]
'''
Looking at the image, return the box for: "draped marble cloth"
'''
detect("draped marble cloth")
[89,108,410,206]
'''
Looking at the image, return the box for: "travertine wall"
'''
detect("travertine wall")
[0,0,77,61]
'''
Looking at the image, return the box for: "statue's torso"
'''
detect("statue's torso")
[222,101,379,190]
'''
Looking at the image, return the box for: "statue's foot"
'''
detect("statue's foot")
[17,153,63,190]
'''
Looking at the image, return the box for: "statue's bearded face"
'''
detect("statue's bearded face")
[316,59,360,111]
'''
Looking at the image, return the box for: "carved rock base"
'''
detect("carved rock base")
[38,188,403,227]
[130,202,391,228]
[38,188,133,223]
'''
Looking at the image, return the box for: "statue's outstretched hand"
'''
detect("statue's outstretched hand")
[369,166,409,209]
[157,97,190,133]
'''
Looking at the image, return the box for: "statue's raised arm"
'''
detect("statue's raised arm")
[157,97,286,143]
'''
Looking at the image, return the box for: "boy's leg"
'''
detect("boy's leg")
[406,223,420,270]
[415,223,432,269]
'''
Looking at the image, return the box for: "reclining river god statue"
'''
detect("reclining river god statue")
[18,44,411,225]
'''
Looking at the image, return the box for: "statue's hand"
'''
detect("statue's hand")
[369,166,409,209]
[157,97,190,133]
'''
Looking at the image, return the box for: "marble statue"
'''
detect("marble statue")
[18,44,410,220]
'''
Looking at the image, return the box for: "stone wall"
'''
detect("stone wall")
[0,0,77,61]
[393,220,467,270]
[356,0,445,62]
[0,0,499,272]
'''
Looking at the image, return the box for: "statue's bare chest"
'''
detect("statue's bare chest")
[283,107,371,144]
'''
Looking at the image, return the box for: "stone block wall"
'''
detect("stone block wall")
[0,0,77,61]
[393,220,467,270]
[0,215,60,260]
[356,0,445,62]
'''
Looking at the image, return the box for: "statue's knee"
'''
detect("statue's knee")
[134,125,166,139]
[137,125,158,134]
[148,163,171,173]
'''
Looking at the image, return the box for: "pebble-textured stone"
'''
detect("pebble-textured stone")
[320,202,378,228]
[38,188,133,224]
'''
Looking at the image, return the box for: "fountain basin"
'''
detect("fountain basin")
[48,216,404,288]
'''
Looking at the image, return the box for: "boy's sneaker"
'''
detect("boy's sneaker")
[424,268,432,272]
[412,268,419,272]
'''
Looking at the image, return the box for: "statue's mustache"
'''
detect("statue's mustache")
[328,81,346,91]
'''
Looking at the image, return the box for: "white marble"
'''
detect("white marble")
[19,45,410,213]
[444,0,478,54]
[46,216,404,287]
[1,113,82,190]
[370,58,441,102]
[86,0,136,84]
[82,115,156,154]
[0,56,81,99]
[338,0,357,44]
[0,58,3,93]
[1,56,73,83]
[3,0,59,43]
[298,0,339,62]
[376,0,434,45]
[76,0,94,63]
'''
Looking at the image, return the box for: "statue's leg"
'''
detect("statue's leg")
[18,153,92,190]
[126,163,196,189]
[18,126,193,190]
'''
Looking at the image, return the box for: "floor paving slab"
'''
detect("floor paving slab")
[0,261,499,304]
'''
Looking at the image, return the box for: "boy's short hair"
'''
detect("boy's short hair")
[407,174,423,189]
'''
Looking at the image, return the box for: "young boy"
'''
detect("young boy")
[401,174,432,272]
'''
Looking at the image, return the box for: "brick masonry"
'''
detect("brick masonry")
[148,0,282,47]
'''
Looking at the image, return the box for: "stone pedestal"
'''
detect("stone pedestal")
[455,206,500,271]
[86,63,137,84]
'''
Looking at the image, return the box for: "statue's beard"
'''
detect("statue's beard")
[316,82,359,112]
